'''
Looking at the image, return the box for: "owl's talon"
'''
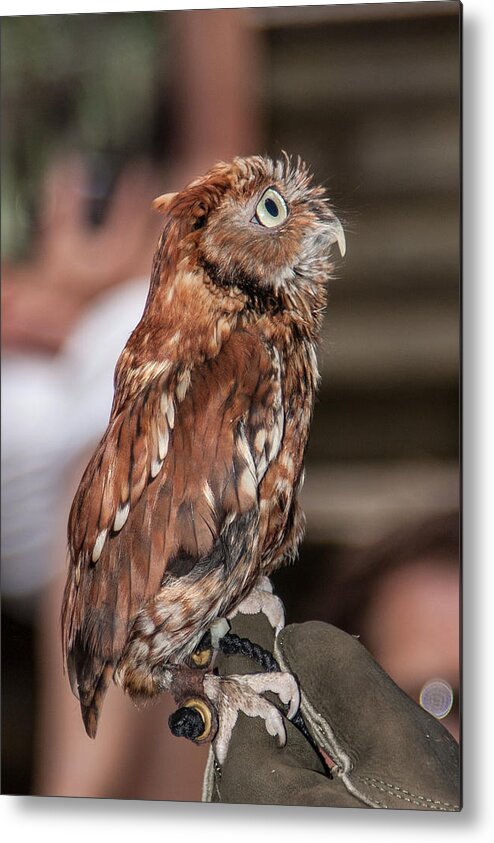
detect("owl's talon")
[203,670,300,764]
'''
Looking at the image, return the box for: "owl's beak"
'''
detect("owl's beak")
[152,192,178,215]
[329,217,346,258]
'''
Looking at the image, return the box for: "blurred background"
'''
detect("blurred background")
[1,2,460,800]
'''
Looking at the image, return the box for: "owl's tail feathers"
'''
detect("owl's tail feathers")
[65,638,114,739]
[78,663,114,738]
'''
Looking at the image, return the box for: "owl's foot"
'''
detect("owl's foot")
[228,576,285,636]
[203,670,300,765]
[167,663,299,765]
[190,580,284,671]
[168,584,292,760]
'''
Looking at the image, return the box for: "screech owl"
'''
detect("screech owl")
[61,154,345,762]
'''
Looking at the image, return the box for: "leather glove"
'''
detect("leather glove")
[202,612,460,810]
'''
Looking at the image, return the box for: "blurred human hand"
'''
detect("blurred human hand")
[203,612,460,810]
[2,155,163,353]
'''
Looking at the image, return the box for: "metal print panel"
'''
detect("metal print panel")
[1,1,461,809]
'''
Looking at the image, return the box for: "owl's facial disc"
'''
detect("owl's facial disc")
[254,188,288,228]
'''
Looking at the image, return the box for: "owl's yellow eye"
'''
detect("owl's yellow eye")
[255,188,288,228]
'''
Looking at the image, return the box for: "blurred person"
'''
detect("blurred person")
[287,513,460,741]
[357,513,460,741]
[1,156,161,605]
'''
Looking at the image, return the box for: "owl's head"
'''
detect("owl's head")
[151,155,345,336]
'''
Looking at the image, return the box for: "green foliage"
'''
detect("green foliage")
[1,12,166,258]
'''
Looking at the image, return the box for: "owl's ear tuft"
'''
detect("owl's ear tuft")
[152,192,178,215]
[190,200,208,231]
